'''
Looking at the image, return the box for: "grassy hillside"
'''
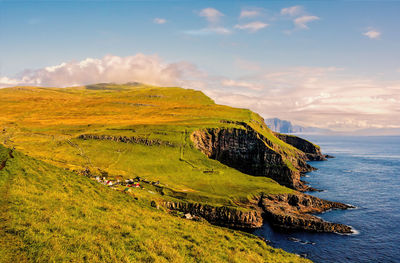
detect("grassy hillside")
[0,83,314,262]
[0,144,309,263]
[0,83,299,207]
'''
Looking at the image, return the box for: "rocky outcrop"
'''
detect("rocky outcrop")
[260,193,353,233]
[163,192,353,233]
[191,127,312,190]
[274,133,326,161]
[78,134,175,147]
[164,201,263,229]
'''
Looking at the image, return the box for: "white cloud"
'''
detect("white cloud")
[199,8,224,24]
[281,5,303,16]
[363,29,381,39]
[234,21,269,32]
[0,77,21,86]
[184,27,231,36]
[0,54,203,88]
[153,18,167,24]
[221,79,262,90]
[240,9,261,18]
[201,65,400,131]
[209,27,231,35]
[294,15,320,29]
[186,8,230,36]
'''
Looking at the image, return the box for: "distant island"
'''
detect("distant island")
[265,118,331,134]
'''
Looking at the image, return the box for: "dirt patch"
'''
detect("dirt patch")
[0,160,7,171]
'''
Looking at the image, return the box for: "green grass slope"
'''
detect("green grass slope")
[0,84,300,208]
[0,145,309,263]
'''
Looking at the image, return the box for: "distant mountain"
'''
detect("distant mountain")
[265,118,331,134]
[265,118,303,133]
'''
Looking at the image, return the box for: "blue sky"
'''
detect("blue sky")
[1,1,400,130]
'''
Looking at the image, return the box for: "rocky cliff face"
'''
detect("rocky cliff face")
[164,201,263,229]
[260,194,352,233]
[274,133,326,161]
[78,134,175,147]
[163,192,353,233]
[191,127,312,190]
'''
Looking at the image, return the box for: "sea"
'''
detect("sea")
[254,135,400,263]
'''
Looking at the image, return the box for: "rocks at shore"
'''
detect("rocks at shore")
[260,194,353,233]
[163,193,353,234]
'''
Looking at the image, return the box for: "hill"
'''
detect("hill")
[0,144,310,262]
[0,83,352,261]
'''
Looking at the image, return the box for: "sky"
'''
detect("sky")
[1,0,400,131]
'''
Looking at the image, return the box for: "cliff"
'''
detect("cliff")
[191,124,313,191]
[163,201,263,229]
[162,192,353,233]
[187,122,352,233]
[260,194,352,233]
[274,133,327,161]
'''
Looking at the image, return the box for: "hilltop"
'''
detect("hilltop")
[0,83,352,262]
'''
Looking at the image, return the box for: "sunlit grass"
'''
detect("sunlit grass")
[0,84,312,262]
[0,145,309,263]
[0,84,298,205]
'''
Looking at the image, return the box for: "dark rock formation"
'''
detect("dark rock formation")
[191,127,312,190]
[164,201,263,229]
[274,133,326,161]
[260,193,353,233]
[0,159,6,171]
[78,134,175,147]
[163,192,353,234]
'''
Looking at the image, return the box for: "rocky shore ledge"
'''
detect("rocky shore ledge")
[163,192,353,234]
[260,193,353,233]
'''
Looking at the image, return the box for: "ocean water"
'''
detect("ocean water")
[254,136,400,263]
